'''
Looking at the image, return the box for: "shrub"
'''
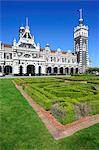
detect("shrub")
[73,102,91,119]
[51,102,66,119]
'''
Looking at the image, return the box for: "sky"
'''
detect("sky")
[0,0,99,67]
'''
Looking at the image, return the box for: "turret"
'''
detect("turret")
[45,43,50,52]
[13,38,16,46]
[57,48,61,53]
[37,43,40,50]
[19,25,25,38]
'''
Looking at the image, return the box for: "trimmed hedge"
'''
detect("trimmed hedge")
[15,75,99,124]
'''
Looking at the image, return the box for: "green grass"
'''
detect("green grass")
[15,75,99,124]
[0,79,99,150]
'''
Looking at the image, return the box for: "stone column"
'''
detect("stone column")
[57,67,60,74]
[52,67,54,74]
[35,65,39,75]
[63,68,65,74]
[23,66,27,75]
[68,68,70,75]
[41,66,46,75]
[1,65,4,74]
[73,68,76,74]
[13,65,19,75]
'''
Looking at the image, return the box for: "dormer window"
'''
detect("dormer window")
[28,45,31,48]
[28,33,31,39]
[26,45,28,48]
[62,58,64,62]
[23,33,26,38]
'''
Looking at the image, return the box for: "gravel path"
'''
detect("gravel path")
[14,82,99,140]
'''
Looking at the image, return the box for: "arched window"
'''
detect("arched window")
[70,68,74,75]
[27,65,35,76]
[47,67,52,74]
[75,68,78,74]
[59,67,63,74]
[19,66,23,76]
[65,67,69,74]
[53,67,58,74]
[4,66,12,75]
[38,66,41,76]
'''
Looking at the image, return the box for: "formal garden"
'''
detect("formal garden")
[15,75,99,125]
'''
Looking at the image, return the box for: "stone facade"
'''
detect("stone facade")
[0,10,89,76]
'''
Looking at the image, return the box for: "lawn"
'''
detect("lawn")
[15,75,99,124]
[0,79,99,150]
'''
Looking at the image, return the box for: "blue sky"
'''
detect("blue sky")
[0,0,99,67]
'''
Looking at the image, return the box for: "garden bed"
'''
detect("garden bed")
[15,75,99,125]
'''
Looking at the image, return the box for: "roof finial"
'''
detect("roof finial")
[26,17,28,27]
[77,8,83,25]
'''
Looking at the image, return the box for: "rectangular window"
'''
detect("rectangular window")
[62,58,64,62]
[0,66,2,72]
[4,53,6,58]
[14,53,16,57]
[68,59,70,63]
[10,53,12,59]
[54,57,56,62]
[7,56,9,59]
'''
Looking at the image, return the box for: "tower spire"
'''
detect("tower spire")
[77,8,83,25]
[26,17,28,27]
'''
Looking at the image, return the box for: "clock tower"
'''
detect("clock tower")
[74,9,89,73]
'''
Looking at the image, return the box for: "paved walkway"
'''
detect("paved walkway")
[0,75,70,79]
[14,82,99,140]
